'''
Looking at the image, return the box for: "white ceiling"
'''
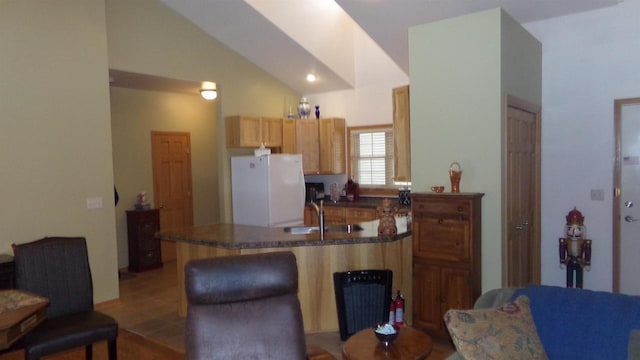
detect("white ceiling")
[150,0,623,95]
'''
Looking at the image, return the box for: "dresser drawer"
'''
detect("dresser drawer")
[413,199,470,219]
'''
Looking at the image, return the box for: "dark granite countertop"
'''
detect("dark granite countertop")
[309,196,411,212]
[156,216,411,249]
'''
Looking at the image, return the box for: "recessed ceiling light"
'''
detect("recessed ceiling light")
[306,73,316,82]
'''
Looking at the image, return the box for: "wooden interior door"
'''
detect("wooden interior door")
[504,96,541,287]
[151,131,194,263]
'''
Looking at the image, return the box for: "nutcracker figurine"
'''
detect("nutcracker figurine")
[559,207,592,288]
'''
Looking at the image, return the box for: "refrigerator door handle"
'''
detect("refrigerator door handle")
[299,165,306,205]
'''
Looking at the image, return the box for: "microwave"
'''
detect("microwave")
[305,182,325,202]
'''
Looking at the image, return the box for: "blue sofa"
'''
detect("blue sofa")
[446,285,640,360]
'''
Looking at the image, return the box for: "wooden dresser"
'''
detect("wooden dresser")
[126,209,162,272]
[411,192,483,338]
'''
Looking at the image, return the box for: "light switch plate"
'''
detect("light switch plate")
[86,197,103,210]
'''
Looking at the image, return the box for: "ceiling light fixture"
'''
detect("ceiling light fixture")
[200,82,217,100]
[306,73,317,82]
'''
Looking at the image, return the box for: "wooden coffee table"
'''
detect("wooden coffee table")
[342,326,432,360]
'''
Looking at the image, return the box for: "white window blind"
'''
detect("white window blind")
[350,127,394,186]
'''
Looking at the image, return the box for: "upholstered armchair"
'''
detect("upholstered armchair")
[184,251,336,360]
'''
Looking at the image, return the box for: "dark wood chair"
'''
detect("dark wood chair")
[184,251,336,360]
[12,236,118,360]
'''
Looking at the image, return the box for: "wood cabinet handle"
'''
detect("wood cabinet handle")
[457,206,463,212]
[438,219,444,224]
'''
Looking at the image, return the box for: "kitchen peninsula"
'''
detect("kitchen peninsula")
[157,216,412,332]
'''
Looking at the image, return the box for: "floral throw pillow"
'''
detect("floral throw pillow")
[444,295,548,360]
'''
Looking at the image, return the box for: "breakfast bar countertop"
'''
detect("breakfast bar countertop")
[157,215,413,329]
[156,216,411,249]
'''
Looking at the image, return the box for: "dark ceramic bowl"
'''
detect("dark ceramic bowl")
[374,324,400,347]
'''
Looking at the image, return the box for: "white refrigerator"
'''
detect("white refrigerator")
[231,154,306,227]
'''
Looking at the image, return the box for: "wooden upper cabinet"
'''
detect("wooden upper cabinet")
[393,85,411,182]
[282,119,297,154]
[318,118,346,175]
[261,117,283,148]
[296,119,320,174]
[225,116,283,148]
[291,118,346,175]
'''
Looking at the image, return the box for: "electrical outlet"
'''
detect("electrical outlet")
[590,189,605,201]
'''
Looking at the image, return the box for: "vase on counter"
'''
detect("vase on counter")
[449,162,462,193]
[298,97,311,119]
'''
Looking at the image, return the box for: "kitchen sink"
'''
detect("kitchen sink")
[283,224,364,234]
[326,224,364,233]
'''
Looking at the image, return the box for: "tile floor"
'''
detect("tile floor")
[98,261,454,359]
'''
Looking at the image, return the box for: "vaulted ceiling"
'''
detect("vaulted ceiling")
[158,0,623,95]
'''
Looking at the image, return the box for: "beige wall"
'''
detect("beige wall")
[110,87,219,268]
[500,11,542,106]
[409,8,541,292]
[0,1,119,302]
[0,0,302,303]
[105,0,300,223]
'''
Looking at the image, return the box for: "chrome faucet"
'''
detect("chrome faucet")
[310,199,325,240]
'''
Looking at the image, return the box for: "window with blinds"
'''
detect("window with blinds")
[349,126,394,186]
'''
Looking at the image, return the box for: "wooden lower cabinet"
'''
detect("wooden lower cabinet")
[324,207,345,224]
[345,207,376,223]
[303,206,346,225]
[304,206,377,226]
[413,261,471,334]
[411,193,483,338]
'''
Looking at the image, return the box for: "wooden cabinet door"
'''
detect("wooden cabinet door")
[412,261,441,332]
[225,116,262,148]
[323,207,346,224]
[440,267,471,314]
[412,216,470,263]
[393,85,411,182]
[304,206,317,226]
[345,207,376,223]
[282,119,296,154]
[296,120,320,174]
[261,117,283,148]
[318,118,346,174]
